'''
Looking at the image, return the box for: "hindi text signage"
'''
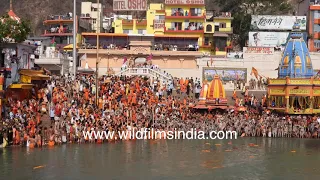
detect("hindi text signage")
[290,89,310,94]
[251,15,307,30]
[243,47,274,54]
[164,0,204,5]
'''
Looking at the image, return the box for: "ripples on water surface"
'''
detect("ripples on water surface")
[1,138,320,180]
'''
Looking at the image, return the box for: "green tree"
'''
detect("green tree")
[0,13,31,44]
[214,0,293,48]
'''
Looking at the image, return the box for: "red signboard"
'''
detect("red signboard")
[113,0,147,11]
[164,0,205,5]
[153,20,165,29]
[243,47,274,54]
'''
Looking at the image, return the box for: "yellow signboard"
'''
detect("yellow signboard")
[314,80,320,85]
[270,89,285,94]
[20,75,31,84]
[269,79,286,85]
[289,79,311,85]
[314,90,320,95]
[289,89,310,94]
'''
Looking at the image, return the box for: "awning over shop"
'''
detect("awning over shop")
[8,84,33,89]
[19,69,50,83]
[213,33,229,37]
[64,44,79,50]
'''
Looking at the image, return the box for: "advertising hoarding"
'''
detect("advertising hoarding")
[203,67,247,83]
[249,32,290,47]
[243,47,274,54]
[251,15,307,30]
[164,0,205,5]
[113,0,147,11]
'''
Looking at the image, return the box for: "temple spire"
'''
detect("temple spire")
[10,0,13,11]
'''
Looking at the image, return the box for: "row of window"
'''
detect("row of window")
[123,29,147,34]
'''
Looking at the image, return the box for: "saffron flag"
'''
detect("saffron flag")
[123,57,127,64]
[250,67,259,79]
[147,54,153,61]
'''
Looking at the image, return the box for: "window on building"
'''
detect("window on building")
[219,23,226,28]
[155,15,165,20]
[190,8,202,16]
[206,24,212,32]
[92,19,97,24]
[123,29,130,34]
[315,10,320,19]
[215,25,219,31]
[92,7,98,11]
[171,8,184,16]
[138,29,146,34]
[171,22,182,30]
[315,24,320,32]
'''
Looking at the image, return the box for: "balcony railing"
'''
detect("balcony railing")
[136,19,147,26]
[214,12,233,19]
[46,15,73,21]
[39,52,69,59]
[44,29,73,34]
[164,26,204,33]
[122,19,134,25]
[155,10,165,13]
[165,12,205,19]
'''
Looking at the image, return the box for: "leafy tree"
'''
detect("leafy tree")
[0,13,31,44]
[214,0,293,49]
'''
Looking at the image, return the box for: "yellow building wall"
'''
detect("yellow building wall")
[105,3,232,56]
[147,3,164,34]
[213,19,232,32]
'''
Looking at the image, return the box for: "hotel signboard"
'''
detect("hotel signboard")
[251,15,307,30]
[113,0,147,11]
[164,0,205,5]
[153,20,165,29]
[243,47,274,54]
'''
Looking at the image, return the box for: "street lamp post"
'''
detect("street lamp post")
[73,0,77,77]
[95,0,100,107]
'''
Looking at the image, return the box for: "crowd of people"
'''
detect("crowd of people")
[1,72,320,148]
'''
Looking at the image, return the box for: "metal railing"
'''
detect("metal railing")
[46,15,73,21]
[116,68,172,82]
[39,52,69,59]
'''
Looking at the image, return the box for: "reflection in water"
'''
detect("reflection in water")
[0,138,320,180]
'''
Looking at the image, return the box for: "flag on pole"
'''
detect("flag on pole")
[250,67,259,79]
[123,57,127,64]
[80,53,87,61]
[147,54,153,61]
[51,37,55,44]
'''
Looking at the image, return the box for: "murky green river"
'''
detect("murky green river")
[1,138,320,180]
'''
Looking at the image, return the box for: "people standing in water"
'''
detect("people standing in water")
[1,72,320,148]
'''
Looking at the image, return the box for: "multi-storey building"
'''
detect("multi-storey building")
[79,2,233,78]
[40,13,91,74]
[308,0,320,52]
[111,2,232,55]
[81,2,103,33]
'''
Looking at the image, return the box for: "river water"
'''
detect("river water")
[1,138,320,180]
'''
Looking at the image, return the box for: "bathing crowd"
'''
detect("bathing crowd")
[1,73,320,148]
